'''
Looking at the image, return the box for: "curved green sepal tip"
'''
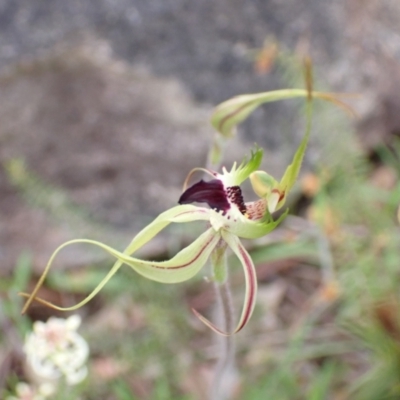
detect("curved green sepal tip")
[210,88,351,138]
[210,89,315,137]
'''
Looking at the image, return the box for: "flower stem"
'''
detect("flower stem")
[210,243,238,400]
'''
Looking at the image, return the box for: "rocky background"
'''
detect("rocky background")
[0,0,399,273]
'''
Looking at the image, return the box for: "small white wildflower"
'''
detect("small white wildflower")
[24,315,89,386]
[6,382,52,400]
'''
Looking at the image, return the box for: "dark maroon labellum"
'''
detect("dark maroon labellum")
[178,179,231,213]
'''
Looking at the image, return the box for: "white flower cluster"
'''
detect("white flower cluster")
[24,315,89,386]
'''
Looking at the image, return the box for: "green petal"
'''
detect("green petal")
[277,102,312,209]
[123,204,211,256]
[21,228,220,312]
[81,228,220,284]
[223,231,257,333]
[192,231,257,335]
[21,204,212,314]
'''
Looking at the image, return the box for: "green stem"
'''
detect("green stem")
[210,243,237,400]
[211,242,228,284]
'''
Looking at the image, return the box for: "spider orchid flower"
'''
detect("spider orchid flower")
[21,86,348,335]
[20,147,288,336]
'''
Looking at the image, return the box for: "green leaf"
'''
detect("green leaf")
[11,253,32,291]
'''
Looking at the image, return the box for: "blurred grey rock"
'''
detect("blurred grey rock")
[0,39,212,272]
[0,0,400,272]
[0,1,398,137]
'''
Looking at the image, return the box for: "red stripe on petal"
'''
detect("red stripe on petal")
[147,233,217,270]
[218,100,257,135]
[234,243,257,333]
[192,233,257,336]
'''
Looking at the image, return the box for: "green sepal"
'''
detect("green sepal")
[211,89,324,137]
[277,118,310,208]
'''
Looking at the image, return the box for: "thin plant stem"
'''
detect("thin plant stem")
[209,242,237,400]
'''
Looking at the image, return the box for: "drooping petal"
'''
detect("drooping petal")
[21,228,220,312]
[21,204,213,314]
[223,231,257,333]
[87,227,221,284]
[179,179,230,213]
[191,231,257,335]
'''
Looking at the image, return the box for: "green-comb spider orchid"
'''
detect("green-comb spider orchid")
[20,147,291,335]
[21,86,345,335]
